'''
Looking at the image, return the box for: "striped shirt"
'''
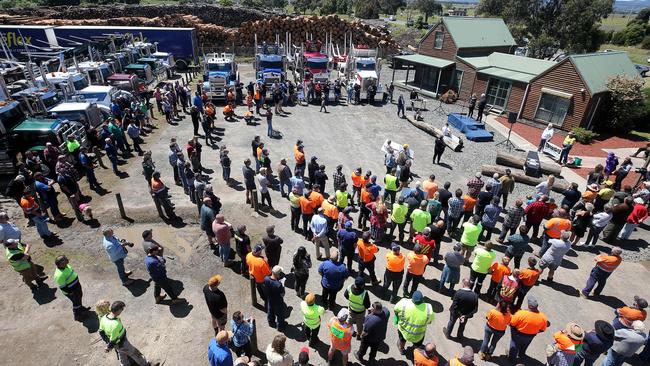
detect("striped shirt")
[448,197,465,219]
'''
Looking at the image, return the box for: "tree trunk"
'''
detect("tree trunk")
[406,115,463,152]
[481,165,569,192]
[495,151,562,176]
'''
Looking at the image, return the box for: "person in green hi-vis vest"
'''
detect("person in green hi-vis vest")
[53,255,90,321]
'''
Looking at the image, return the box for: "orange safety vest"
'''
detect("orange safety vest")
[223,105,233,114]
[361,188,372,204]
[322,201,339,221]
[407,252,428,275]
[357,240,378,263]
[328,317,352,351]
[246,253,271,283]
[294,145,305,164]
[20,196,39,214]
[351,174,366,188]
[310,192,324,209]
[254,90,261,101]
[386,251,405,272]
[544,218,571,238]
[595,254,622,272]
[299,196,315,215]
[151,179,165,192]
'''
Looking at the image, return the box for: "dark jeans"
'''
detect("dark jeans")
[480,324,505,355]
[267,301,286,328]
[383,190,396,205]
[602,222,624,242]
[255,282,267,303]
[511,255,523,269]
[358,258,378,283]
[153,277,177,300]
[305,325,320,344]
[339,248,355,272]
[480,226,495,242]
[114,258,128,284]
[469,269,487,294]
[559,146,572,164]
[525,222,541,239]
[359,206,370,229]
[573,349,598,366]
[433,150,443,164]
[85,168,98,187]
[486,279,499,299]
[321,286,340,309]
[584,225,605,246]
[508,328,535,363]
[232,342,252,358]
[109,156,119,174]
[383,270,403,300]
[65,283,84,315]
[260,191,272,207]
[388,221,406,243]
[302,213,313,239]
[498,226,516,242]
[358,339,380,361]
[513,284,532,309]
[222,166,231,182]
[447,215,462,233]
[290,207,301,231]
[295,274,308,296]
[582,266,611,296]
[172,164,180,184]
[445,311,469,338]
[402,272,422,296]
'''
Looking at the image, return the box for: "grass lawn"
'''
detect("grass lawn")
[600,13,636,32]
[599,44,649,65]
[631,130,650,141]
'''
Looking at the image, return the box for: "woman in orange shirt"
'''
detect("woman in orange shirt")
[479,300,511,360]
[356,231,380,285]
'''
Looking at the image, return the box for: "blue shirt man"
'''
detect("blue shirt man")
[103,234,127,262]
[208,334,233,366]
[318,257,348,291]
[193,94,204,113]
[310,213,328,238]
[290,175,305,196]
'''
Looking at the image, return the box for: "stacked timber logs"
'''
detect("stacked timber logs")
[481,165,569,193]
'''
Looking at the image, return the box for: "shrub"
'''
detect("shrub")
[610,31,625,45]
[571,127,599,144]
[642,35,650,50]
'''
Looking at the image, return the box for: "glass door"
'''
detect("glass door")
[485,78,511,109]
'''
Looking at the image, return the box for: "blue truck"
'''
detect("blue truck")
[0,25,199,69]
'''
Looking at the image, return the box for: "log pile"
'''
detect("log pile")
[495,150,562,177]
[481,165,569,193]
[0,5,397,50]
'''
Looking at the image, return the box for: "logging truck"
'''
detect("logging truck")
[202,53,239,101]
[300,40,330,84]
[255,43,287,86]
[346,45,382,101]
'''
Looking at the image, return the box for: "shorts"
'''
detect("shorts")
[539,259,558,271]
[211,315,228,329]
[462,244,476,253]
[329,344,351,355]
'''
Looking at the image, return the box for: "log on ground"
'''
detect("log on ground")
[495,150,562,176]
[405,115,463,152]
[481,165,568,192]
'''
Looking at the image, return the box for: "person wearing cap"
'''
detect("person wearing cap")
[263,225,284,268]
[466,172,484,197]
[618,197,648,240]
[539,230,572,283]
[230,311,255,358]
[311,208,330,259]
[395,290,434,354]
[351,168,366,206]
[53,255,89,321]
[322,197,340,239]
[594,180,615,211]
[297,347,311,366]
[573,320,614,366]
[318,249,348,310]
[301,293,325,345]
[102,227,135,287]
[276,158,292,198]
[355,301,389,363]
[264,265,287,329]
[444,278,479,340]
[333,165,346,192]
[19,189,39,223]
[200,198,217,248]
[335,183,351,212]
[337,220,358,273]
[383,168,399,205]
[561,182,582,210]
[383,243,405,303]
[345,276,371,340]
[581,247,623,298]
[290,169,306,198]
[356,231,380,285]
[547,322,585,365]
[292,246,312,297]
[448,345,474,365]
[213,214,233,265]
[0,212,21,245]
[540,209,572,256]
[558,131,576,165]
[289,187,302,232]
[388,195,409,244]
[307,156,319,189]
[314,165,329,193]
[99,301,150,366]
[208,330,233,366]
[33,172,64,221]
[603,320,647,366]
[613,296,648,329]
[403,244,428,297]
[246,245,271,303]
[508,295,548,363]
[204,275,228,335]
[293,141,306,175]
[328,308,354,365]
[368,175,382,200]
[145,245,185,305]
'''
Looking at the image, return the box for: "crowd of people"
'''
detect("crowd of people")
[2,71,650,366]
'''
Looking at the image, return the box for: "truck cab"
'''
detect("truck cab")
[48,102,111,129]
[202,53,238,100]
[256,54,285,86]
[11,88,62,114]
[124,63,154,87]
[137,58,166,79]
[152,51,175,78]
[69,61,114,85]
[73,85,133,107]
[0,100,27,134]
[305,57,330,84]
[35,71,89,98]
[107,73,141,94]
[106,52,130,73]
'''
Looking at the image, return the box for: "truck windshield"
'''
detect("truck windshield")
[101,67,111,80]
[207,63,231,72]
[260,61,283,70]
[56,111,87,124]
[73,78,89,91]
[42,94,61,109]
[0,106,26,131]
[306,60,328,70]
[356,61,376,70]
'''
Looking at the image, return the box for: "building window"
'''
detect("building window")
[450,70,463,93]
[535,93,570,125]
[434,32,444,49]
[485,78,511,109]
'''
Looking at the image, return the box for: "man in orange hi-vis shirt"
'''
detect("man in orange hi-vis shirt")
[581,247,623,298]
[246,244,271,305]
[508,295,548,364]
[294,140,306,174]
[613,295,648,329]
[402,244,428,298]
[356,231,379,285]
[351,168,366,207]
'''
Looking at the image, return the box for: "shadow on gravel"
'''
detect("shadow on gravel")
[55,217,76,229]
[422,296,445,313]
[43,234,64,247]
[228,179,245,192]
[437,163,453,170]
[616,238,648,252]
[125,279,151,297]
[32,284,56,305]
[81,310,100,333]
[490,354,544,366]
[164,217,186,228]
[560,258,579,270]
[545,279,579,297]
[594,294,626,309]
[170,303,193,318]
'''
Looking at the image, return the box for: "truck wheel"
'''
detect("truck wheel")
[175,59,188,71]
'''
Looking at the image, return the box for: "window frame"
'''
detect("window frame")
[485,77,512,110]
[534,92,571,126]
[434,32,444,50]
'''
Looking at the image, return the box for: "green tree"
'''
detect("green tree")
[379,0,405,15]
[603,75,645,131]
[635,7,650,23]
[642,35,650,50]
[355,0,379,19]
[293,0,313,14]
[622,23,646,45]
[320,0,337,14]
[414,0,441,23]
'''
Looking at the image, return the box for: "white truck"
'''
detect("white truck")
[34,71,90,100]
[49,102,111,129]
[69,61,114,85]
[202,53,238,101]
[346,45,383,101]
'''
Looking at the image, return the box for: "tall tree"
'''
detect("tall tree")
[414,0,441,23]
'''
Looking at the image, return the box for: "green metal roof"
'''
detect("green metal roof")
[568,51,639,94]
[459,52,555,83]
[125,64,147,69]
[442,17,516,49]
[393,54,455,68]
[11,119,59,132]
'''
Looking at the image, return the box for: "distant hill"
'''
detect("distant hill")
[440,0,650,12]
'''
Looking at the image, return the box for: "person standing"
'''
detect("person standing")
[524,195,550,242]
[581,247,623,298]
[413,343,439,366]
[388,195,409,244]
[265,107,274,137]
[246,244,271,304]
[558,131,576,165]
[356,231,380,285]
[469,242,497,295]
[476,94,487,122]
[439,242,465,294]
[468,94,477,118]
[263,225,284,268]
[618,197,648,240]
[328,309,353,366]
[355,302,389,364]
[311,208,330,259]
[613,157,633,191]
[337,220,357,273]
[99,301,150,366]
[300,293,325,346]
[395,291,434,354]
[203,275,228,335]
[499,169,515,208]
[208,331,233,366]
[613,296,648,330]
[292,246,312,297]
[602,321,647,366]
[573,320,614,366]
[345,276,371,340]
[508,296,548,364]
[397,94,405,118]
[498,199,524,243]
[264,265,287,330]
[277,158,292,198]
[53,255,89,321]
[213,214,233,265]
[242,159,258,211]
[402,244,428,297]
[145,245,185,305]
[538,123,554,152]
[383,243,405,303]
[460,215,482,261]
[200,198,217,248]
[318,249,348,310]
[444,278,479,340]
[433,136,446,165]
[293,141,306,176]
[101,228,134,286]
[479,300,511,361]
[230,311,254,358]
[539,231,573,283]
[602,197,634,242]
